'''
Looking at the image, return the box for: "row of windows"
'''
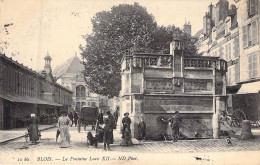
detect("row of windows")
[227,64,240,85]
[226,52,259,84]
[2,65,41,98]
[1,62,72,105]
[75,85,91,98]
[210,42,237,61]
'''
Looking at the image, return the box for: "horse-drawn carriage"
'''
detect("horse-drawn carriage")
[77,106,99,133]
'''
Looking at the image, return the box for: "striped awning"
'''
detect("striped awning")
[237,81,260,94]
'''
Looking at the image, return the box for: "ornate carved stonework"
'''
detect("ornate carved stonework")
[146,79,173,91]
[184,59,212,68]
[184,80,209,91]
[172,77,183,87]
[133,57,142,68]
[143,56,172,67]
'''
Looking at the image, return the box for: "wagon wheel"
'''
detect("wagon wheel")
[231,109,246,127]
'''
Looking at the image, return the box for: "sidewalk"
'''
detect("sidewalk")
[0,124,56,143]
[0,123,260,144]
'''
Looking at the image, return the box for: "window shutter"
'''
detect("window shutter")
[248,54,253,78]
[242,26,248,48]
[252,54,258,77]
[235,64,239,83]
[248,0,250,16]
[229,43,231,60]
[250,0,257,16]
[252,21,257,44]
[248,24,252,46]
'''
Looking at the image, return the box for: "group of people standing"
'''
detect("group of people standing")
[55,108,120,150]
[26,108,236,149]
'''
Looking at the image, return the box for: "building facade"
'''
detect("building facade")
[0,53,73,130]
[53,55,108,113]
[196,0,260,121]
[120,40,227,139]
[235,0,260,120]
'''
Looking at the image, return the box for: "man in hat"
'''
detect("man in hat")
[107,111,116,143]
[122,112,131,138]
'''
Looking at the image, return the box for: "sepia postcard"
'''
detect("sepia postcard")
[0,0,260,164]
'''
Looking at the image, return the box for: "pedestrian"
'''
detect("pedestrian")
[170,111,182,141]
[161,111,182,142]
[138,117,146,140]
[27,114,40,144]
[121,112,133,145]
[113,107,119,125]
[122,112,131,138]
[107,111,116,143]
[57,111,72,148]
[73,111,78,127]
[68,112,74,126]
[103,118,112,151]
[76,114,83,133]
[97,109,104,125]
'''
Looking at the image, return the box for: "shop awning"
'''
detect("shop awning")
[0,93,62,106]
[237,81,260,94]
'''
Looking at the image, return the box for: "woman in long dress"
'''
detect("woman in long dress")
[27,114,40,144]
[57,111,72,148]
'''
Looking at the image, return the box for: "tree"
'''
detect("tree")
[80,3,157,97]
[149,25,198,55]
[81,3,198,97]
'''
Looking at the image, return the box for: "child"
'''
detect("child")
[103,118,112,150]
[86,132,98,147]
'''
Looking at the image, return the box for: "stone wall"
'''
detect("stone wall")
[142,113,213,139]
[124,95,214,139]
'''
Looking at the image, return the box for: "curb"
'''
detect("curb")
[0,125,56,144]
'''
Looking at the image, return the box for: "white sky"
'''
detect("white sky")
[0,0,220,71]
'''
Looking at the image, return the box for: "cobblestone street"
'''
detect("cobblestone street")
[1,126,260,153]
[0,126,260,164]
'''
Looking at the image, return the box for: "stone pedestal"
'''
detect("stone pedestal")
[212,113,219,139]
[212,96,227,139]
[241,120,253,139]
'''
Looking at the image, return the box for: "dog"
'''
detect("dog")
[226,137,233,146]
[87,132,98,147]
